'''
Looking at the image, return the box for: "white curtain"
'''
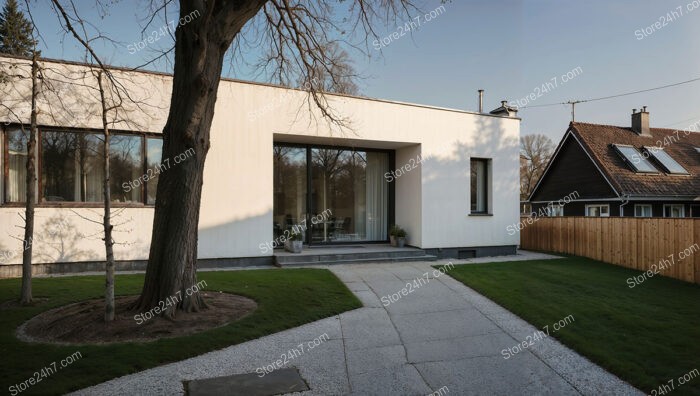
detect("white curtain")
[73,139,104,202]
[7,150,27,202]
[365,152,388,240]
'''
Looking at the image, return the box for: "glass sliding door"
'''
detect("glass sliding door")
[273,144,390,245]
[309,147,389,243]
[273,146,307,246]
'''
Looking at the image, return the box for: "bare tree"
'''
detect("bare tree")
[520,134,555,201]
[129,0,424,317]
[19,51,38,304]
[32,0,153,320]
[96,70,117,321]
[43,0,423,317]
[0,56,40,305]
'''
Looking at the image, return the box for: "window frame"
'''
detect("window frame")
[663,204,685,218]
[545,204,564,217]
[2,126,31,204]
[585,204,610,217]
[469,158,491,215]
[2,123,162,207]
[634,204,652,218]
[691,204,700,218]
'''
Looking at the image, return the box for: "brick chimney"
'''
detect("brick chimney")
[631,106,651,137]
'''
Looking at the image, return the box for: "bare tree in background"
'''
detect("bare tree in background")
[296,42,360,95]
[520,134,555,201]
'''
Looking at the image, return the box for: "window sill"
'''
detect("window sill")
[468,213,493,217]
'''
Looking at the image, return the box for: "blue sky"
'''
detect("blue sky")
[13,0,700,143]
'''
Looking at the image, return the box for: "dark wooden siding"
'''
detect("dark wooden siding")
[530,133,618,202]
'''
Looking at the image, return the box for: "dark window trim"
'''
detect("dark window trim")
[274,142,395,246]
[2,124,162,208]
[470,157,491,215]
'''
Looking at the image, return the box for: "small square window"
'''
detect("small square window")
[663,204,685,218]
[634,204,652,218]
[546,205,564,217]
[586,204,610,217]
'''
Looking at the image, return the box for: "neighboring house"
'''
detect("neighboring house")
[0,55,520,274]
[529,108,700,218]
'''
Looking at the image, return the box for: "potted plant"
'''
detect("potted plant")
[396,227,407,248]
[284,230,303,253]
[389,225,400,247]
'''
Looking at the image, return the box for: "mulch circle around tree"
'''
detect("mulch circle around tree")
[17,292,257,345]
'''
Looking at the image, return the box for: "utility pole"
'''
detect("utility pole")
[566,100,580,121]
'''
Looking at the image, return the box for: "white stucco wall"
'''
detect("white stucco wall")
[0,56,519,264]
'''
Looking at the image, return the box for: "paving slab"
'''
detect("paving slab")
[345,344,407,375]
[405,332,515,362]
[391,308,501,342]
[415,353,579,396]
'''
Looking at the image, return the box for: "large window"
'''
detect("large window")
[3,127,161,205]
[41,131,104,202]
[586,204,610,217]
[470,158,490,214]
[663,204,685,218]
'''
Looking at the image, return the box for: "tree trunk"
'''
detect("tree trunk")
[98,71,116,322]
[19,52,38,305]
[132,1,267,318]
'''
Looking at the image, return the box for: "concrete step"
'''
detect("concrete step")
[274,254,438,267]
[275,249,428,264]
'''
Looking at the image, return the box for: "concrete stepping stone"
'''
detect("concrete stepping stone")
[185,367,309,396]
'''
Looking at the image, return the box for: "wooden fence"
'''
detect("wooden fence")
[520,217,700,285]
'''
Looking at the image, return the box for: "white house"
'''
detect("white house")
[0,55,520,276]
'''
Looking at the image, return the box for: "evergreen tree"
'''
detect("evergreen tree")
[0,0,35,56]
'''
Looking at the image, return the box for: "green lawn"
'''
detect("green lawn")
[0,269,361,395]
[441,257,700,396]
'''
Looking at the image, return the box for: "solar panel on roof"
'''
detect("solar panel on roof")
[644,147,688,174]
[612,144,658,173]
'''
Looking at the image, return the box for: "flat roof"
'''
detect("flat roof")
[0,54,520,121]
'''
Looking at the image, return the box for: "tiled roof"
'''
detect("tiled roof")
[570,122,700,198]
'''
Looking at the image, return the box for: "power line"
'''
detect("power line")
[660,115,700,129]
[518,75,700,110]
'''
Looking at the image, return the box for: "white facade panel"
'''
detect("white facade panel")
[0,56,519,264]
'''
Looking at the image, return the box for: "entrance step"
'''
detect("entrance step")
[273,245,437,266]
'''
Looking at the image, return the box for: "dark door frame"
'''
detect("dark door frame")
[274,142,395,246]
